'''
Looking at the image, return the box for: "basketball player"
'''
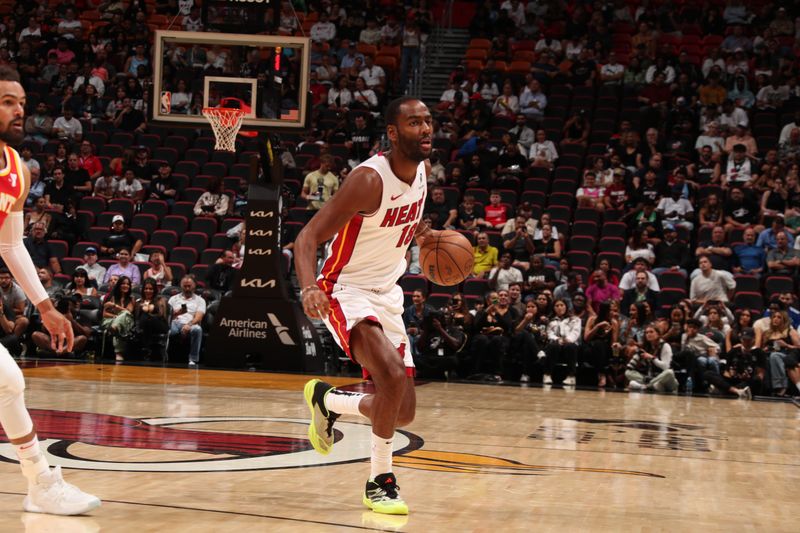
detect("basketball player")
[296,96,436,515]
[0,67,100,514]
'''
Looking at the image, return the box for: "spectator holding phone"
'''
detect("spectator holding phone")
[168,276,206,367]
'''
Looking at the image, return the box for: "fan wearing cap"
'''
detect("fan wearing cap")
[722,144,757,187]
[77,246,105,286]
[99,215,142,258]
[652,224,691,277]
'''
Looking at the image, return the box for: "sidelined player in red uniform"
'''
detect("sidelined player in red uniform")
[0,67,100,515]
[296,96,437,515]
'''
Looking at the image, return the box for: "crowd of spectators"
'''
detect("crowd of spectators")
[0,0,435,365]
[2,0,800,398]
[388,0,800,398]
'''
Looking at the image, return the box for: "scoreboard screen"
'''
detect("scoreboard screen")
[202,0,276,33]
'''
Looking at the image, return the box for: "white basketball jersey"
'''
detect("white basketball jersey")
[318,153,427,294]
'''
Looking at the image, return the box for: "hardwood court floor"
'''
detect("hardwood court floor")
[0,363,797,532]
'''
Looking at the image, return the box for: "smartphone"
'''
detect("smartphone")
[181,304,188,312]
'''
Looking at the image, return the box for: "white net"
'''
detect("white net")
[202,107,245,152]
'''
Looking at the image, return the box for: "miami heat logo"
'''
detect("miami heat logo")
[0,410,661,478]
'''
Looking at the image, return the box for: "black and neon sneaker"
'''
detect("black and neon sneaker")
[363,473,408,515]
[303,379,339,455]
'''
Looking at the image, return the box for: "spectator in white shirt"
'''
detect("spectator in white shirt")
[500,0,526,26]
[72,62,105,97]
[52,107,82,143]
[488,252,524,291]
[600,51,625,85]
[359,55,386,94]
[168,276,206,367]
[115,169,145,203]
[535,37,562,56]
[57,9,83,40]
[439,82,468,105]
[718,98,749,133]
[310,12,336,42]
[359,19,382,45]
[316,54,338,86]
[529,129,558,167]
[18,17,42,42]
[694,122,725,157]
[658,184,695,231]
[492,82,519,117]
[756,77,790,110]
[690,255,735,305]
[380,17,402,45]
[779,110,800,145]
[182,6,204,32]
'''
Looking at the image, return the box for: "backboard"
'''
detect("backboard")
[151,30,310,131]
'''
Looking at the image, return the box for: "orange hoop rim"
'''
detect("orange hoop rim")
[202,106,246,127]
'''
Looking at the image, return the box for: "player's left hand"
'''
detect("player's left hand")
[41,308,75,353]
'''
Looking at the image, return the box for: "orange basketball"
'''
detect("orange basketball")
[419,230,474,286]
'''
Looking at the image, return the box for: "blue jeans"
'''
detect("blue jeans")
[400,47,420,92]
[170,321,203,363]
[696,355,720,375]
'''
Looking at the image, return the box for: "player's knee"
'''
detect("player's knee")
[386,359,407,386]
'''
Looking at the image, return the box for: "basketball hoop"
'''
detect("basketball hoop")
[202,107,245,152]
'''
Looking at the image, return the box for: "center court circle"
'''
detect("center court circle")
[0,417,421,473]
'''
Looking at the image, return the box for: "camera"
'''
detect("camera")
[422,310,444,330]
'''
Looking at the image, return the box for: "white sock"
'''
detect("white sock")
[370,432,394,479]
[14,435,50,484]
[324,389,366,417]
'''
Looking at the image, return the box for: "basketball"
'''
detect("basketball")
[420,230,474,286]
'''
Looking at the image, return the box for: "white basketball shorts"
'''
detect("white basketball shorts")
[320,283,414,376]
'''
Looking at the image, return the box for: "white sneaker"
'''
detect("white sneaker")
[563,376,576,386]
[520,374,530,383]
[628,380,643,390]
[543,374,553,385]
[536,350,546,359]
[737,386,752,400]
[23,466,101,516]
[188,361,197,368]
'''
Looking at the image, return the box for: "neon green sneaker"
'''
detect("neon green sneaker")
[363,473,409,515]
[303,379,339,455]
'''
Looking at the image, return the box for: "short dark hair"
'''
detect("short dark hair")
[385,96,422,126]
[686,318,702,328]
[0,66,21,83]
[0,267,10,276]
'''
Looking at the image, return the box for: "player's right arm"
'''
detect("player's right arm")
[0,164,73,352]
[295,167,382,319]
